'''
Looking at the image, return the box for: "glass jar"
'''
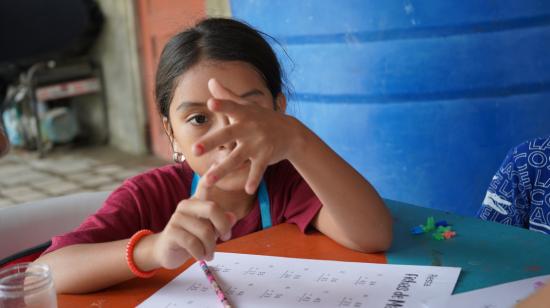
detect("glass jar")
[0,263,57,308]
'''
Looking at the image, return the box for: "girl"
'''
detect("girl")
[35,18,393,293]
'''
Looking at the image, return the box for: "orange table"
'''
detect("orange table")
[57,198,550,306]
[57,224,385,307]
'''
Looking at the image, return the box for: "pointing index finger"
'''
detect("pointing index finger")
[193,175,213,201]
[191,164,238,242]
[193,164,218,201]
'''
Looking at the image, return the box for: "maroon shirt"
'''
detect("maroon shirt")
[44,160,322,254]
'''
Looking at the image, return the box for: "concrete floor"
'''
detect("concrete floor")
[0,146,167,208]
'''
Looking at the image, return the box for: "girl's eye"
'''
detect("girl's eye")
[187,114,208,125]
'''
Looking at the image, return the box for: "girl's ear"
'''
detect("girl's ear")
[275,93,287,113]
[162,117,173,142]
[162,117,182,152]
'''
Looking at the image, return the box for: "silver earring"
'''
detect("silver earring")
[172,152,185,163]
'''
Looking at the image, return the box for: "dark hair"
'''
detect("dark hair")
[155,17,285,118]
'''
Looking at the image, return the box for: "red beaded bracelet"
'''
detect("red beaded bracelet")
[126,229,158,278]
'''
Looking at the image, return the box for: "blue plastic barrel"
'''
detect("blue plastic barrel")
[231,1,550,215]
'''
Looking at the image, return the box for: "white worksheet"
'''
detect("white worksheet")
[138,253,461,308]
[421,274,550,308]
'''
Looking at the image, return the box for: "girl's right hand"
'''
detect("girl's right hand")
[152,175,237,269]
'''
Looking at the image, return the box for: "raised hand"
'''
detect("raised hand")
[193,78,302,194]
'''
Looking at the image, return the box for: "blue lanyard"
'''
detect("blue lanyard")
[190,173,272,229]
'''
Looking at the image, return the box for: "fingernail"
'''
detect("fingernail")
[221,232,231,241]
[245,184,255,195]
[208,174,218,185]
[209,99,220,110]
[193,144,204,156]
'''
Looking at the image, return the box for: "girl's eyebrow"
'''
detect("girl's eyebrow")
[176,102,205,112]
[240,89,265,98]
[176,89,265,112]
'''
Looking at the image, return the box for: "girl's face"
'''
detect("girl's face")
[165,60,278,191]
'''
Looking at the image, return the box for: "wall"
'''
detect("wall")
[85,0,148,155]
[206,0,231,17]
[231,1,550,215]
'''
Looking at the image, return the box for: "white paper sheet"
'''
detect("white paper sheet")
[421,274,550,308]
[138,253,461,308]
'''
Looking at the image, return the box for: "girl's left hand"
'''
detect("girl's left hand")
[192,78,302,194]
